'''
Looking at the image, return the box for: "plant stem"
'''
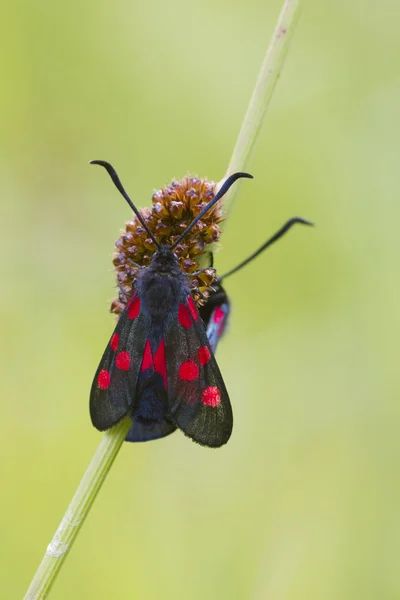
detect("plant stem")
[220,0,304,221]
[24,416,132,600]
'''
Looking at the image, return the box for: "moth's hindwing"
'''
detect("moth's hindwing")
[199,283,230,353]
[205,302,230,353]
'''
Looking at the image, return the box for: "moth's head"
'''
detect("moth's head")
[151,245,179,273]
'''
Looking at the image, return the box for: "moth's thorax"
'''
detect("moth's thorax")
[136,246,190,318]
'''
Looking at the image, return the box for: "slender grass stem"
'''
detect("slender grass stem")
[24,2,303,597]
[24,417,132,600]
[220,0,303,222]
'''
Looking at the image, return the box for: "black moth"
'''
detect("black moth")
[90,161,253,448]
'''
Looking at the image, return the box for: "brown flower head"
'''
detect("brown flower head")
[111,176,222,316]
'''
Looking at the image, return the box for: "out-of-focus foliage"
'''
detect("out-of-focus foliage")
[2,1,400,598]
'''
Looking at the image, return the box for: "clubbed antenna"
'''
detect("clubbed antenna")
[222,217,314,280]
[170,172,253,250]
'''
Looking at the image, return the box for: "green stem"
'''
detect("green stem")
[24,416,132,600]
[221,0,303,222]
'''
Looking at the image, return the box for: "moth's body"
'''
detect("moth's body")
[90,244,233,447]
[127,247,189,441]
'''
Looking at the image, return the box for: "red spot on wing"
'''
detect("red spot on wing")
[198,346,211,365]
[179,360,199,381]
[141,340,153,371]
[202,386,221,407]
[116,351,131,370]
[213,306,225,324]
[110,333,119,352]
[187,296,199,321]
[154,339,167,388]
[178,303,192,328]
[128,296,140,319]
[97,369,111,390]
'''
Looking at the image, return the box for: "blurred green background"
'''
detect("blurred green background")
[2,0,400,598]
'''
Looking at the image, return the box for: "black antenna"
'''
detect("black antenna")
[221,217,314,280]
[170,172,253,250]
[90,160,161,249]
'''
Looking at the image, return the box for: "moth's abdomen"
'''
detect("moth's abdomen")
[133,372,169,427]
[127,365,175,442]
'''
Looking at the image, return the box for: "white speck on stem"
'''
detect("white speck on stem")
[45,509,82,557]
[46,537,68,558]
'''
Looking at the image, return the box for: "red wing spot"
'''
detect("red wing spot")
[110,333,119,352]
[213,306,225,324]
[154,339,167,388]
[128,296,140,319]
[97,369,111,390]
[116,351,131,370]
[178,303,192,328]
[187,296,199,321]
[179,360,199,381]
[141,340,153,371]
[202,386,221,407]
[198,346,211,365]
